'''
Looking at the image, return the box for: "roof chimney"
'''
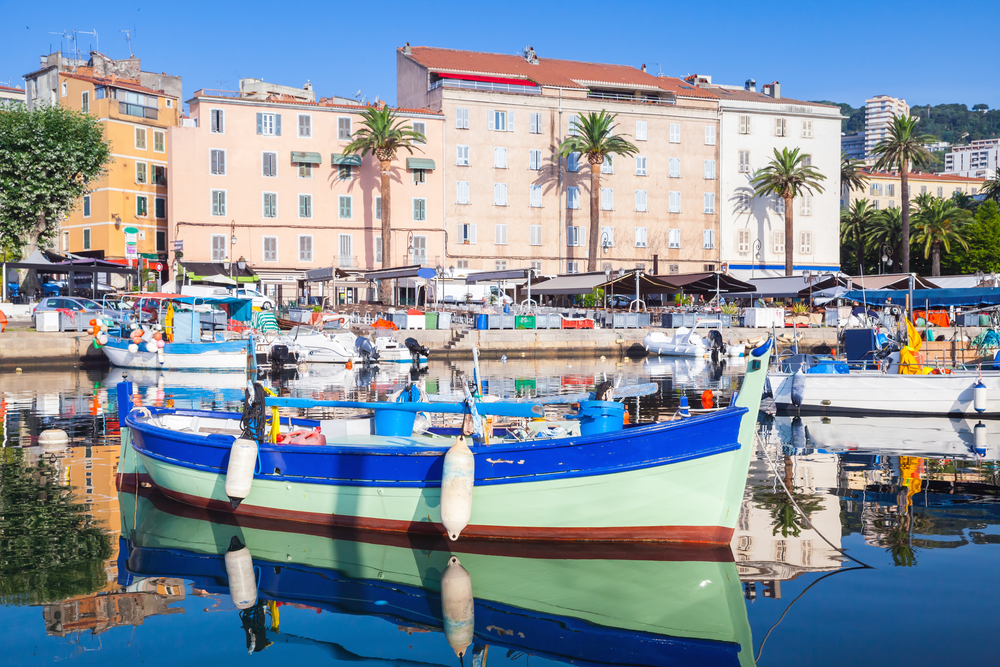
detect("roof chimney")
[304,80,313,92]
[769,81,780,99]
[402,42,411,55]
[745,78,756,93]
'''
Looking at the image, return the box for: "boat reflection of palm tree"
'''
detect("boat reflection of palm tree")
[753,453,824,538]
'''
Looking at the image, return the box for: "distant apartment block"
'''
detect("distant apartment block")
[841,132,866,161]
[0,83,26,105]
[864,95,910,159]
[845,170,986,212]
[945,139,1000,179]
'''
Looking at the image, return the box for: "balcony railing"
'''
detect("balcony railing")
[587,91,676,105]
[429,79,540,95]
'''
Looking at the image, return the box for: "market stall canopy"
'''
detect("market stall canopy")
[658,272,755,294]
[528,272,608,295]
[847,273,938,290]
[362,265,429,281]
[729,274,838,299]
[179,262,257,285]
[465,268,534,284]
[305,267,357,282]
[596,270,677,297]
[842,287,1000,308]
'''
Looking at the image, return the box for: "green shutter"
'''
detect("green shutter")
[256,113,262,135]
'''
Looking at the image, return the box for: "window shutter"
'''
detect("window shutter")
[669,158,680,178]
[470,224,477,244]
[530,184,542,208]
[219,151,225,174]
[601,188,612,210]
[670,123,680,143]
[705,125,715,145]
[704,192,715,214]
[488,110,495,131]
[507,111,514,132]
[569,114,579,135]
[568,152,579,172]
[275,114,282,136]
[256,113,262,135]
[636,120,647,141]
[530,225,542,245]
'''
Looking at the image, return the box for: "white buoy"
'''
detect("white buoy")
[225,438,258,509]
[440,435,474,541]
[224,537,257,609]
[145,340,158,353]
[38,428,69,451]
[440,556,474,659]
[974,421,988,456]
[974,381,987,414]
[127,343,139,354]
[157,349,165,364]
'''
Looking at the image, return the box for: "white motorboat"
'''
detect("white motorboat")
[276,327,359,364]
[643,320,744,358]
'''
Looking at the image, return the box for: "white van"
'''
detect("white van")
[180,285,275,310]
[233,287,275,310]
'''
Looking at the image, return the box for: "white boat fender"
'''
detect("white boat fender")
[441,556,475,659]
[974,421,988,456]
[225,438,258,509]
[440,435,474,541]
[974,381,987,414]
[679,395,690,418]
[224,536,257,610]
[127,343,139,354]
[791,369,807,408]
[145,340,158,353]
[38,428,69,451]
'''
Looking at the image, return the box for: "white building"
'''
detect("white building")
[945,139,1000,179]
[686,76,842,280]
[864,94,909,159]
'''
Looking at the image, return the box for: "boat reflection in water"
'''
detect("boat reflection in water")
[118,487,757,667]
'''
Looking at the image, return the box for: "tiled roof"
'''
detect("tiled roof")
[401,46,717,99]
[700,85,836,108]
[0,83,24,93]
[59,72,177,98]
[864,169,986,183]
[191,90,442,115]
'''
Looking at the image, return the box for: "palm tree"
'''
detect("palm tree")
[341,105,425,303]
[951,190,977,211]
[980,167,1000,202]
[912,197,970,276]
[841,152,870,198]
[869,115,934,274]
[840,199,876,273]
[864,206,904,271]
[751,147,827,276]
[558,111,637,272]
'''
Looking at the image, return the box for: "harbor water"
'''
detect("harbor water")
[1,357,998,666]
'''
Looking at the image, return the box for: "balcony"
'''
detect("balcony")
[586,91,676,105]
[429,79,540,95]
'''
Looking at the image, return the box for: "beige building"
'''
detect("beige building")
[864,94,910,160]
[0,83,26,104]
[396,45,721,277]
[844,170,986,210]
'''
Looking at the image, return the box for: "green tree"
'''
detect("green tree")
[942,201,1000,274]
[870,115,934,274]
[981,167,1000,203]
[951,190,977,211]
[751,147,826,276]
[341,105,425,303]
[558,111,638,272]
[841,199,876,273]
[912,197,970,276]
[863,207,904,272]
[0,103,111,259]
[841,152,870,197]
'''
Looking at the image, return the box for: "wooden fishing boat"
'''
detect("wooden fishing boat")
[117,339,772,544]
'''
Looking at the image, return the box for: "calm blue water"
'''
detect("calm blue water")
[1,358,997,666]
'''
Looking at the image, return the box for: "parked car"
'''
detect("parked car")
[31,296,120,329]
[233,287,275,310]
[180,284,275,310]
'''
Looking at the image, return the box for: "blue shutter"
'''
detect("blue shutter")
[256,113,262,135]
[275,114,282,136]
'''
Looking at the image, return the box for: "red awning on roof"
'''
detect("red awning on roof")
[435,72,537,86]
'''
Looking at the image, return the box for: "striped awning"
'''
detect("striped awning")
[291,151,322,164]
[406,158,436,170]
[332,153,362,166]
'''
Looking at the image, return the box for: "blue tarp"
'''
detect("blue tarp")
[842,287,1000,307]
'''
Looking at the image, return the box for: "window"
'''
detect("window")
[488,110,508,132]
[413,235,428,265]
[704,192,715,214]
[669,157,680,178]
[456,107,469,129]
[529,149,542,171]
[262,152,277,177]
[636,120,647,141]
[703,229,715,249]
[737,192,751,212]
[494,183,508,206]
[567,226,581,247]
[530,184,543,208]
[210,109,224,133]
[600,226,614,248]
[211,234,226,260]
[156,231,166,252]
[458,223,477,244]
[412,121,426,144]
[635,189,647,212]
[567,114,579,136]
[456,181,470,204]
[669,191,681,213]
[775,118,787,137]
[61,81,67,97]
[530,225,542,246]
[494,260,507,271]
[635,156,647,176]
[211,190,226,216]
[530,261,543,272]
[153,164,165,185]
[801,119,813,138]
[704,159,716,179]
[666,227,682,249]
[567,261,580,274]
[257,112,280,136]
[83,195,91,217]
[83,228,91,250]
[293,113,311,138]
[457,260,469,270]
[705,125,716,145]
[155,197,166,219]
[456,144,470,166]
[800,193,813,216]
[81,91,89,113]
[872,199,880,210]
[210,149,225,175]
[494,147,507,168]
[566,186,580,209]
[135,127,147,149]
[339,234,353,267]
[495,224,508,245]
[136,196,148,217]
[669,123,680,143]
[529,112,542,134]
[338,117,351,140]
[887,184,896,196]
[263,192,277,218]
[299,235,313,262]
[920,185,927,194]
[773,231,785,254]
[375,236,382,262]
[567,152,580,172]
[375,196,382,220]
[299,194,314,218]
[669,264,680,275]
[635,227,647,248]
[298,162,313,179]
[937,186,943,197]
[601,188,613,210]
[739,150,751,173]
[413,198,426,221]
[263,236,278,262]
[739,115,752,134]
[601,155,614,175]
[339,164,353,180]
[337,195,350,218]
[737,229,751,254]
[871,183,882,196]
[799,231,812,254]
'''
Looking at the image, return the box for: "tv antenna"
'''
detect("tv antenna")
[49,30,80,63]
[78,29,98,52]
[120,29,134,57]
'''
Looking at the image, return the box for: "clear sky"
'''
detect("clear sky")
[2,0,998,111]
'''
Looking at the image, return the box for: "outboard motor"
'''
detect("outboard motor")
[404,337,430,381]
[269,344,293,369]
[707,329,726,363]
[355,336,379,366]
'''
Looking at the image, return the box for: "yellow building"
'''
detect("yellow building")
[23,52,181,263]
[843,169,986,210]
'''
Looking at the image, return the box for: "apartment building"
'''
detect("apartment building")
[687,76,843,279]
[169,81,443,298]
[863,94,910,160]
[23,51,181,263]
[945,139,1000,179]
[841,132,865,161]
[844,170,986,210]
[396,45,721,277]
[0,83,26,105]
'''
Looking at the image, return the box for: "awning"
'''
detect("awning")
[465,268,534,284]
[332,153,362,166]
[292,151,322,164]
[529,272,608,295]
[179,261,258,285]
[730,274,840,299]
[435,72,537,87]
[363,265,428,281]
[597,271,678,297]
[304,266,357,282]
[658,272,756,294]
[406,158,436,170]
[842,288,1000,308]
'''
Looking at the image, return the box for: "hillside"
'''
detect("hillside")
[812,100,1000,144]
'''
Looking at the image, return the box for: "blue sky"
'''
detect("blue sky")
[2,0,998,110]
